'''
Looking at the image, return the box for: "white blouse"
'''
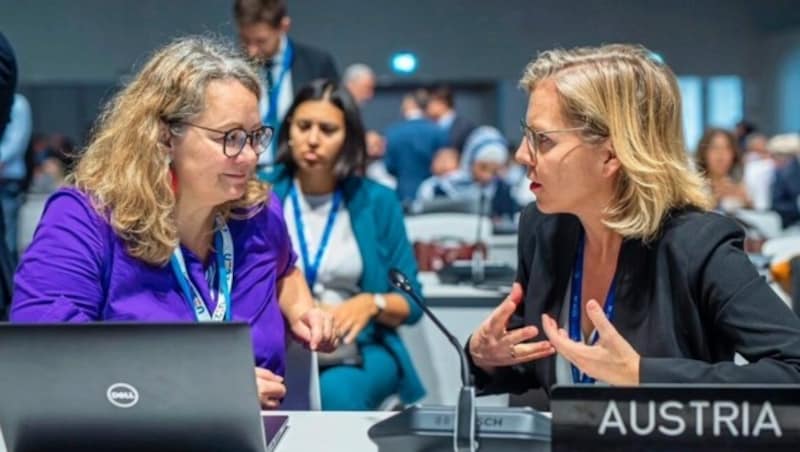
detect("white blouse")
[283,182,363,304]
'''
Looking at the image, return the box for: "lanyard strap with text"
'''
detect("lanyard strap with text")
[170,217,234,322]
[264,40,294,137]
[289,184,342,289]
[569,231,616,384]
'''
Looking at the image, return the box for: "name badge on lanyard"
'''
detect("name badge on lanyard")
[263,40,294,163]
[289,184,343,289]
[170,216,234,322]
[569,231,617,384]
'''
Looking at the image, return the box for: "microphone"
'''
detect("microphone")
[375,269,551,452]
[390,268,476,452]
[389,269,470,387]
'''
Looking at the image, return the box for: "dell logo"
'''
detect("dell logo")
[106,382,139,408]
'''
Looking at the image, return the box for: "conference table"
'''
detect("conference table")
[269,410,553,452]
[270,411,393,452]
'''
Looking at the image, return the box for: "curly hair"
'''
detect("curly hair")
[70,36,269,266]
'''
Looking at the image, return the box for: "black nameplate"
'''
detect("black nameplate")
[551,385,800,451]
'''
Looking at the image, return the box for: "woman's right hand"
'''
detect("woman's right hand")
[255,367,287,409]
[468,283,556,374]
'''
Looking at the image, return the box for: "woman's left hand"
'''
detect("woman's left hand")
[541,299,641,385]
[289,306,339,353]
[328,294,379,345]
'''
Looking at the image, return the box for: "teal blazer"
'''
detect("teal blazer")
[264,166,426,403]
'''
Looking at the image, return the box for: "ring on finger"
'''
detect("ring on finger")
[509,344,516,359]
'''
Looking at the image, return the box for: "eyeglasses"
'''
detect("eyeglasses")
[180,122,274,158]
[520,119,585,163]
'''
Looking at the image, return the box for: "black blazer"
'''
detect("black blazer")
[771,157,800,228]
[289,40,339,95]
[0,32,17,138]
[469,204,800,397]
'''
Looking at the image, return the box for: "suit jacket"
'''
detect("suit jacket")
[771,157,800,228]
[290,40,339,94]
[0,32,17,141]
[384,117,448,203]
[265,165,426,403]
[468,204,800,397]
[0,32,16,318]
[449,115,476,154]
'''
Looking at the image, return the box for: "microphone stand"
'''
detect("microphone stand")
[389,269,477,452]
[369,269,550,452]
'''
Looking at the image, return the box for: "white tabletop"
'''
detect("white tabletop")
[266,410,552,451]
[268,411,392,452]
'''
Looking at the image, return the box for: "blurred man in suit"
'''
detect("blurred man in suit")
[0,32,17,317]
[343,63,376,106]
[344,63,393,188]
[770,133,800,227]
[426,84,475,154]
[234,0,339,167]
[0,33,16,139]
[384,89,448,206]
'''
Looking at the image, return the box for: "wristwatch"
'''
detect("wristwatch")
[373,293,387,315]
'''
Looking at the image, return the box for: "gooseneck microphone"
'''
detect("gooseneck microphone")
[389,268,476,452]
[389,269,471,388]
[369,269,551,452]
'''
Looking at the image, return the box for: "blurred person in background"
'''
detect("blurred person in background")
[234,0,339,167]
[384,89,448,206]
[426,84,476,154]
[0,31,17,317]
[0,93,32,255]
[742,133,775,211]
[343,63,376,106]
[416,126,518,222]
[343,63,393,188]
[770,133,800,228]
[734,120,757,153]
[695,128,751,212]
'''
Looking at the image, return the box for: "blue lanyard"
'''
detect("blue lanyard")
[569,231,616,383]
[263,40,294,140]
[289,184,343,289]
[170,218,233,322]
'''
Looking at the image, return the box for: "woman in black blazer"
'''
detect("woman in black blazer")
[467,44,800,397]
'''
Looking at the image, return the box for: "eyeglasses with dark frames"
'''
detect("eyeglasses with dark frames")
[180,122,274,158]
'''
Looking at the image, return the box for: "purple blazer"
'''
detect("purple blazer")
[11,187,297,375]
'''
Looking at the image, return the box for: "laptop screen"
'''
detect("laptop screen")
[0,323,269,452]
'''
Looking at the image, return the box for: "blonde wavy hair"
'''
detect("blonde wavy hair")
[520,44,712,241]
[70,36,269,266]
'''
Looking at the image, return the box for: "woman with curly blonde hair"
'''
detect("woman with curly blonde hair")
[467,44,800,398]
[11,36,338,409]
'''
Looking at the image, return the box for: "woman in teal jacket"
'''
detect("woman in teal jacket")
[262,79,425,410]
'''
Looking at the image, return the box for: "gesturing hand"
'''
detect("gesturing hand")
[541,299,640,385]
[469,283,555,373]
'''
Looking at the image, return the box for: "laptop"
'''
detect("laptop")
[0,323,287,452]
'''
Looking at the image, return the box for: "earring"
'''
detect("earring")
[168,167,178,193]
